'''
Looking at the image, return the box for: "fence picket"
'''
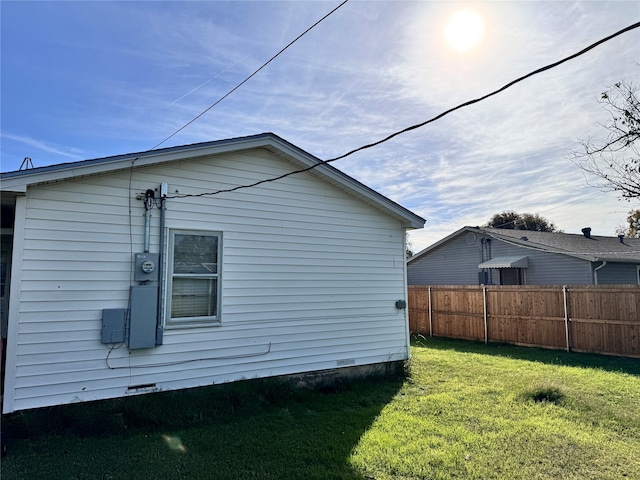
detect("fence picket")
[408,285,640,358]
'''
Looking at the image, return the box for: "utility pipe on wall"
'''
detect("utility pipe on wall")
[593,261,607,285]
[155,183,167,346]
[143,189,154,253]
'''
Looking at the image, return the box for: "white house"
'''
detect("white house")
[0,133,425,413]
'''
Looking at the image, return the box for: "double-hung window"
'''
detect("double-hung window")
[167,230,221,326]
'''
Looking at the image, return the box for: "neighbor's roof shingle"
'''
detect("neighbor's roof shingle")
[409,226,640,264]
[479,227,640,263]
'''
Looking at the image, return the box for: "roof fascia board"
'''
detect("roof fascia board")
[0,135,277,192]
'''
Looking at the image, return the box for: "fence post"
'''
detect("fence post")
[483,286,488,344]
[428,286,433,337]
[563,285,570,352]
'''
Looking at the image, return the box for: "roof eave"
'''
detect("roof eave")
[0,133,425,229]
[1,134,277,192]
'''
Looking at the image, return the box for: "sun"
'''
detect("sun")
[444,9,486,53]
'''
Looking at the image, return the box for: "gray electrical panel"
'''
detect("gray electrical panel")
[128,285,159,349]
[134,253,159,282]
[101,308,126,344]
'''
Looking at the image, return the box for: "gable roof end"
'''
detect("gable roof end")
[0,133,425,229]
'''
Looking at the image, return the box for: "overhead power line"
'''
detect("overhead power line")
[326,21,640,164]
[167,20,640,200]
[149,0,350,152]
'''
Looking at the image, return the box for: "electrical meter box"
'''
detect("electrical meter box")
[134,253,159,282]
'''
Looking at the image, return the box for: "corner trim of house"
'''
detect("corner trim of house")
[2,195,26,414]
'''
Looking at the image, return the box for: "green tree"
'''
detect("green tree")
[617,208,640,238]
[572,80,640,200]
[486,211,559,232]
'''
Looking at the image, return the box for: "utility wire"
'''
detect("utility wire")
[128,0,349,201]
[327,21,640,163]
[148,0,350,152]
[127,0,347,198]
[166,20,640,200]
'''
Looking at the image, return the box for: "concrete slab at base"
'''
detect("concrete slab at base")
[283,361,405,390]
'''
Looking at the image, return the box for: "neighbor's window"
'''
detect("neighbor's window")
[167,230,221,326]
[499,268,524,286]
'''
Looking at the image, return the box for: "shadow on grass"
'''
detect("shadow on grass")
[1,368,404,480]
[412,334,640,376]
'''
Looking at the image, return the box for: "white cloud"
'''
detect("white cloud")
[0,133,85,166]
[2,1,638,248]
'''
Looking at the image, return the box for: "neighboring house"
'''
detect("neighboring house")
[0,133,425,413]
[407,226,640,286]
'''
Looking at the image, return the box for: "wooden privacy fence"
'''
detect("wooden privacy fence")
[408,285,640,358]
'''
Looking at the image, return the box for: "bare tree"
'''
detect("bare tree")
[406,233,414,259]
[572,80,640,200]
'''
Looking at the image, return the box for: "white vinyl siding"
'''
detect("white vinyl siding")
[594,262,640,285]
[408,232,594,286]
[3,148,409,413]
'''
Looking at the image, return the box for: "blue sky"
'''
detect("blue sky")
[1,1,639,251]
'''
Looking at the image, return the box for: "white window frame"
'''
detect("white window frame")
[165,229,222,328]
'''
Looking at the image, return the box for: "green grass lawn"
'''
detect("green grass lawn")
[2,337,639,479]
